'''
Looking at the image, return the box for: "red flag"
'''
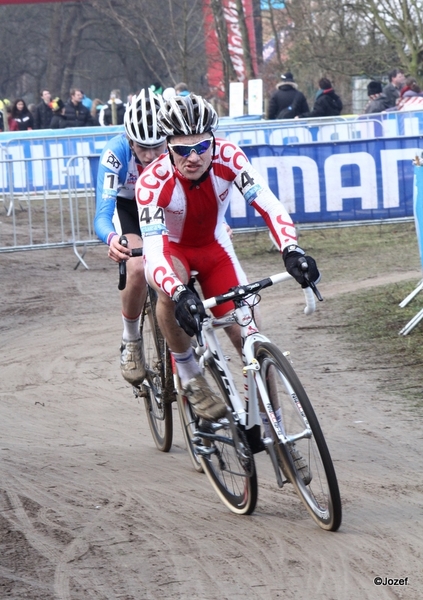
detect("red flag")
[203,0,258,95]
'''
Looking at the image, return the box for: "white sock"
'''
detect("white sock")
[172,348,201,387]
[122,313,141,342]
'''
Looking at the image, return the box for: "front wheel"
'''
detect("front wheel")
[198,359,258,515]
[139,290,173,452]
[256,342,342,531]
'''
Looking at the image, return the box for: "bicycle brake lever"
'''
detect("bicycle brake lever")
[190,306,204,347]
[299,257,323,301]
[307,279,323,302]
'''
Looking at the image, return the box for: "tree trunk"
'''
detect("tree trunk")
[210,0,237,99]
[46,5,65,95]
[234,0,255,79]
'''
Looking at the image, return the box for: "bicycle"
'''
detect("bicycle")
[182,270,342,531]
[118,239,342,530]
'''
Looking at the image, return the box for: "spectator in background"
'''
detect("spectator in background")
[100,89,125,126]
[383,68,406,108]
[63,88,94,127]
[363,81,391,114]
[174,82,190,97]
[150,82,163,96]
[33,89,53,129]
[267,72,309,120]
[50,98,67,129]
[90,98,105,126]
[395,76,423,112]
[296,78,342,118]
[11,98,34,130]
[0,99,11,131]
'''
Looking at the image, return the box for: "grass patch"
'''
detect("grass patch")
[233,222,423,407]
[234,221,421,281]
[331,281,423,407]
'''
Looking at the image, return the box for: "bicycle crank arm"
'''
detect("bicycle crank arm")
[193,443,217,457]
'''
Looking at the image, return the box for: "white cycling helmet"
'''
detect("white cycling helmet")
[157,93,219,136]
[124,88,166,147]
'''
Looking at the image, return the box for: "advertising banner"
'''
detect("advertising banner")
[225,138,422,227]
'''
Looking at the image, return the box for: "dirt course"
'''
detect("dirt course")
[1,244,422,600]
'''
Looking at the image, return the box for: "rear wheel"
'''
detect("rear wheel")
[139,289,173,452]
[198,359,258,515]
[256,342,342,531]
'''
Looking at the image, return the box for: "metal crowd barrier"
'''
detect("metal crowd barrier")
[1,112,423,267]
[0,151,100,269]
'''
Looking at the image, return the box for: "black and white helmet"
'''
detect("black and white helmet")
[124,89,166,147]
[158,93,219,136]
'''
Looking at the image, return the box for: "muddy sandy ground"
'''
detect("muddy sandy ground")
[1,245,422,600]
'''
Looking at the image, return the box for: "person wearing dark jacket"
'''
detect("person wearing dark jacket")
[267,72,309,120]
[33,89,53,129]
[297,78,342,118]
[382,68,405,108]
[100,89,125,126]
[363,81,391,114]
[63,88,94,127]
[50,98,67,129]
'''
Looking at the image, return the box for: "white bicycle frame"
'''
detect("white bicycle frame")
[196,272,316,446]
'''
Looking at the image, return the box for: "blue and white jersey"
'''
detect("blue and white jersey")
[94,133,143,245]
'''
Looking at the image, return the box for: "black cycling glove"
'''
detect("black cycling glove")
[283,245,321,288]
[172,286,206,337]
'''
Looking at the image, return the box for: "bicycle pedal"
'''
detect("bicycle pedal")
[195,445,217,456]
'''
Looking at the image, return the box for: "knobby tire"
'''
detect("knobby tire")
[256,342,342,531]
[139,288,173,452]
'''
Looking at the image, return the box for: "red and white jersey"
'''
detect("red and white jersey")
[135,137,297,298]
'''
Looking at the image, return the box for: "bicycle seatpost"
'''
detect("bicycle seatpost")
[118,235,128,291]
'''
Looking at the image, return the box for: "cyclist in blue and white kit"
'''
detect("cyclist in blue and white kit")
[94,89,166,385]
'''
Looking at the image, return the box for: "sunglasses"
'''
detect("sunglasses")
[168,137,213,158]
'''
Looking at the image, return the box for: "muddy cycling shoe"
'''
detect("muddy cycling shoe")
[120,339,146,385]
[184,374,227,421]
[289,444,312,485]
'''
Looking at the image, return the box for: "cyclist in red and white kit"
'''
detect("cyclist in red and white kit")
[135,94,320,421]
